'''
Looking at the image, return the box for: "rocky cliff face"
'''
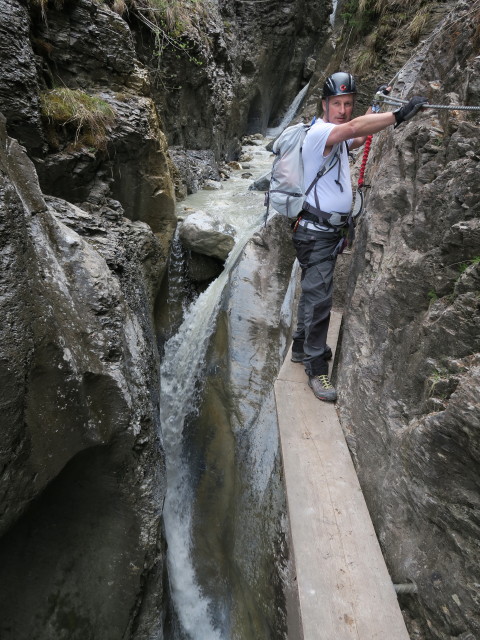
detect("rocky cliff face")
[142,0,329,159]
[0,0,333,637]
[0,115,167,639]
[335,4,480,638]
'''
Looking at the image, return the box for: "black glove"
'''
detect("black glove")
[393,96,429,127]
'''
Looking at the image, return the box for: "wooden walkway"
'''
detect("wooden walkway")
[274,311,410,640]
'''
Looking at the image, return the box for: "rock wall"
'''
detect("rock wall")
[142,0,330,160]
[1,0,177,267]
[185,216,299,638]
[0,116,167,638]
[336,4,480,639]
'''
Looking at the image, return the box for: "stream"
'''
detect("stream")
[160,140,273,640]
[159,87,307,639]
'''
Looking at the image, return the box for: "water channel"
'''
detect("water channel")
[159,88,307,639]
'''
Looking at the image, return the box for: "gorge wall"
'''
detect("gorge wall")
[0,0,330,638]
[0,0,479,638]
[333,4,480,640]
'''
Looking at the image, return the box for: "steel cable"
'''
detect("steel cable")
[381,96,480,111]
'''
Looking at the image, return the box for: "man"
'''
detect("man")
[291,71,427,402]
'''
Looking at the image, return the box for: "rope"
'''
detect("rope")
[394,582,418,595]
[357,135,373,188]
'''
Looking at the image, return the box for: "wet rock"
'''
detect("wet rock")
[169,147,221,199]
[203,179,223,190]
[33,0,138,90]
[0,119,166,640]
[186,214,298,638]
[179,210,236,261]
[250,170,271,191]
[0,0,43,152]
[0,113,47,215]
[187,251,224,283]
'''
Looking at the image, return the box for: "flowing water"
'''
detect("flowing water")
[160,86,307,639]
[266,82,309,139]
[160,140,274,640]
[330,0,338,26]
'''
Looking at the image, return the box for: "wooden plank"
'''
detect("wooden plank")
[275,311,409,640]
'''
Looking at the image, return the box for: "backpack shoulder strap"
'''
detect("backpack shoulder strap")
[304,142,341,197]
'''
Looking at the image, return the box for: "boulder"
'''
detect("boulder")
[185,215,298,637]
[203,179,223,190]
[179,210,236,261]
[249,170,271,191]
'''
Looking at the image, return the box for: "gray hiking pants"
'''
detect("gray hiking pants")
[292,225,340,376]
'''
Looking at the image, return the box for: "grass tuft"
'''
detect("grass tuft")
[40,88,116,150]
[407,6,430,43]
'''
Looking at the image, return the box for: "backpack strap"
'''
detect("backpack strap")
[303,141,350,227]
[304,142,341,199]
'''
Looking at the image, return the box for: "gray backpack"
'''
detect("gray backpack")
[265,121,342,220]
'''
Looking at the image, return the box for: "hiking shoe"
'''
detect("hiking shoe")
[291,351,304,363]
[290,346,333,364]
[308,374,337,402]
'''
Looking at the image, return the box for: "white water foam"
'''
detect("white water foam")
[160,222,262,640]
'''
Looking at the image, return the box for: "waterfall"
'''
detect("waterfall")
[266,82,310,138]
[330,0,338,26]
[160,220,263,640]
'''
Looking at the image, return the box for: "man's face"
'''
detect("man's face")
[323,94,354,124]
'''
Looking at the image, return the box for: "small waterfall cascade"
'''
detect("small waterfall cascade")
[330,0,338,26]
[160,140,275,639]
[266,82,309,138]
[164,230,192,335]
[160,227,258,640]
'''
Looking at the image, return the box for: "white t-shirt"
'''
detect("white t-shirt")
[302,120,353,216]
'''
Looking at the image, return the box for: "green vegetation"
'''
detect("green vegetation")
[123,0,208,66]
[340,0,380,36]
[458,256,480,273]
[341,0,437,73]
[352,48,377,74]
[427,290,438,303]
[427,367,449,398]
[40,88,116,150]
